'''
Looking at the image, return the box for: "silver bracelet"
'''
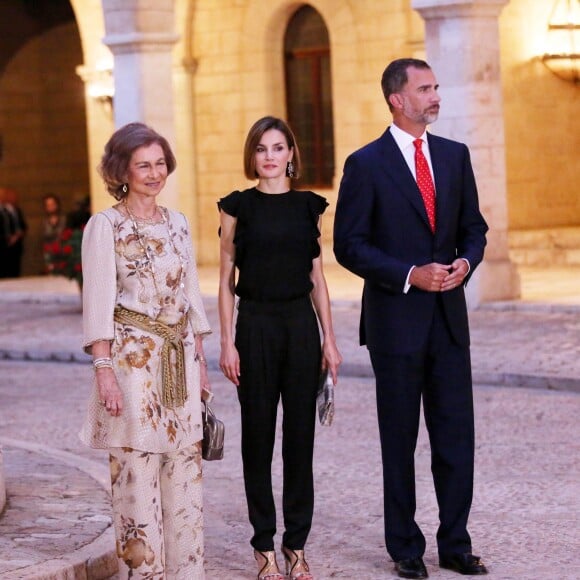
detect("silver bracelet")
[195,353,207,366]
[93,357,113,369]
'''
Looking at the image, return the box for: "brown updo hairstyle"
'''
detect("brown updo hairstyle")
[99,122,177,200]
[243,116,302,180]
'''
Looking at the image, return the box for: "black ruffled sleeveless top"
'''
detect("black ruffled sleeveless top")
[218,187,328,302]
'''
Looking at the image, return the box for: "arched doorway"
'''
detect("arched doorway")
[284,5,335,189]
[0,0,89,276]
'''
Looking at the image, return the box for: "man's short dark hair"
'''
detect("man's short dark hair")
[381,58,431,111]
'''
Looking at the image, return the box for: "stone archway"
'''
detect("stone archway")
[69,0,114,213]
[241,0,361,177]
[0,1,89,276]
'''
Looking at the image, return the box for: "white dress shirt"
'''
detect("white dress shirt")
[389,123,435,181]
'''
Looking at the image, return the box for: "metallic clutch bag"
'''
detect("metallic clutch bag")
[317,369,335,427]
[202,402,225,461]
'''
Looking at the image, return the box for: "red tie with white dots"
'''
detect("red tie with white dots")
[413,138,436,232]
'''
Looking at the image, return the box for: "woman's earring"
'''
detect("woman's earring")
[122,184,128,194]
[286,161,295,178]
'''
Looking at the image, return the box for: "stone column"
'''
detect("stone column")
[101,0,180,207]
[412,0,520,305]
[172,57,200,239]
[76,63,115,212]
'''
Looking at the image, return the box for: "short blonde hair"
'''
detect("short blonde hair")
[243,116,302,180]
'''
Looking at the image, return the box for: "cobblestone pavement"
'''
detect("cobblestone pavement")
[0,276,579,579]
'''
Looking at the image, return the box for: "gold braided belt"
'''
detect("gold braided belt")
[114,305,189,409]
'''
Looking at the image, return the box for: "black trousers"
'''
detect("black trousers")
[369,299,475,561]
[235,296,321,551]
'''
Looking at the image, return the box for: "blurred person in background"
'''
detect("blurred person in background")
[41,193,66,273]
[0,187,27,278]
[66,194,91,229]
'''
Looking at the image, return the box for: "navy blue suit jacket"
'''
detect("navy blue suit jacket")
[333,127,488,354]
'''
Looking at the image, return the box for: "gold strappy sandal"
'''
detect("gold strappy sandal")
[281,546,314,580]
[254,550,285,580]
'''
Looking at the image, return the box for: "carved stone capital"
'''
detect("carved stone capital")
[412,0,509,19]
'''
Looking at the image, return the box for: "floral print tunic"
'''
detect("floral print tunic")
[80,206,211,453]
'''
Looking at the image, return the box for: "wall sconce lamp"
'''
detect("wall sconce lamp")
[87,84,114,113]
[76,63,115,113]
[541,0,580,84]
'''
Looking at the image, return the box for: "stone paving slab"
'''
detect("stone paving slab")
[0,277,579,579]
[1,361,579,579]
[1,297,579,392]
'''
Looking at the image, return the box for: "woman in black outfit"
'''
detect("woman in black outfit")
[218,116,341,580]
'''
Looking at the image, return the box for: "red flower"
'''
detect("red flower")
[44,227,84,286]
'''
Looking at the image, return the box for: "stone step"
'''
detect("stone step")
[0,439,116,580]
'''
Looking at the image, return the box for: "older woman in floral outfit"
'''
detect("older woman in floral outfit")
[80,122,211,579]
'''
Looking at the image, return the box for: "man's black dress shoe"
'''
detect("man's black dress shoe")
[439,553,488,575]
[394,556,428,579]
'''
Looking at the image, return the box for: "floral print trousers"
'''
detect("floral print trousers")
[109,443,205,579]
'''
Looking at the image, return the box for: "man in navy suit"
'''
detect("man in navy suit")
[334,59,489,578]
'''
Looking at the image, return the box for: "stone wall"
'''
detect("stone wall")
[0,0,577,274]
[189,0,579,265]
[190,0,425,264]
[500,0,580,230]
